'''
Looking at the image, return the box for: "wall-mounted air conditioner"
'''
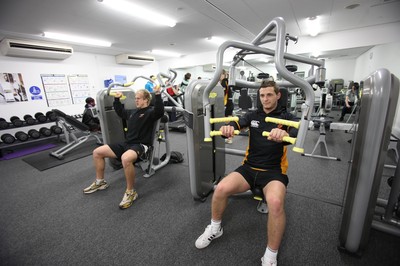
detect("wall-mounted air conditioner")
[203,64,216,72]
[0,38,73,60]
[115,54,155,66]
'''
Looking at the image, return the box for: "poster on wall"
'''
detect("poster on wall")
[29,86,44,101]
[68,74,91,105]
[41,74,72,107]
[115,75,127,84]
[0,73,28,104]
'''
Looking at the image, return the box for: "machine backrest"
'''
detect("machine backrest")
[64,115,90,131]
[238,88,253,110]
[52,109,90,132]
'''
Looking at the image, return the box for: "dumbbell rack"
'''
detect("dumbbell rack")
[0,116,61,158]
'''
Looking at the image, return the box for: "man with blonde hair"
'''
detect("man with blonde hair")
[83,86,164,209]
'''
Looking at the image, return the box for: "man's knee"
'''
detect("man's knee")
[214,182,233,198]
[93,147,105,159]
[265,193,284,214]
[214,183,226,195]
[120,152,137,167]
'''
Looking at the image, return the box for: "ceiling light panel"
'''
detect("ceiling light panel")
[100,0,177,27]
[306,16,321,37]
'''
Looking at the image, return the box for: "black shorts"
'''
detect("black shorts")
[109,143,149,161]
[234,164,289,190]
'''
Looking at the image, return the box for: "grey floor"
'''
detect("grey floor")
[1,111,400,266]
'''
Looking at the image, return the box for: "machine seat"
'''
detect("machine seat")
[238,89,253,111]
[251,186,269,214]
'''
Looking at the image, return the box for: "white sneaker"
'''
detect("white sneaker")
[195,224,223,249]
[225,138,233,144]
[119,190,138,210]
[83,180,109,194]
[261,257,277,266]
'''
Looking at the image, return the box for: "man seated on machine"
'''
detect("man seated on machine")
[195,80,298,266]
[83,86,164,210]
[339,82,359,121]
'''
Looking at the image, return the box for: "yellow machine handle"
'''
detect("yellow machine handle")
[262,131,296,145]
[209,117,239,124]
[123,82,134,87]
[265,117,300,129]
[209,130,240,137]
[109,92,127,100]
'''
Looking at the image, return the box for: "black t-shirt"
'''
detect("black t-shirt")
[113,94,164,145]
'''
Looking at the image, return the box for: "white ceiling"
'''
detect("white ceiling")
[0,0,399,61]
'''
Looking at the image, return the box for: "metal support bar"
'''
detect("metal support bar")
[303,122,341,161]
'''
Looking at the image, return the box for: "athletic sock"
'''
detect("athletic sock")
[210,219,221,232]
[95,179,104,185]
[263,246,278,262]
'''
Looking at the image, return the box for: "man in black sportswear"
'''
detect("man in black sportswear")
[83,86,164,209]
[195,80,298,266]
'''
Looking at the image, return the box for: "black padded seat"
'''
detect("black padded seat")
[256,88,288,111]
[238,89,253,111]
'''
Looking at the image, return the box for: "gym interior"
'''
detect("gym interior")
[1,1,400,265]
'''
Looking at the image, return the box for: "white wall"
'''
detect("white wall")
[354,41,400,138]
[0,52,159,121]
[354,42,400,81]
[324,59,356,86]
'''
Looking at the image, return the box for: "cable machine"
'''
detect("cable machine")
[339,68,400,254]
[96,72,175,177]
[184,17,326,201]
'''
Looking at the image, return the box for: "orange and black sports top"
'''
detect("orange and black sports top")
[229,105,299,174]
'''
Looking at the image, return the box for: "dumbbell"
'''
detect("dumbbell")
[0,118,9,129]
[10,116,23,127]
[46,111,57,122]
[39,127,52,137]
[28,129,41,139]
[24,114,36,125]
[1,133,16,144]
[35,112,47,123]
[50,125,63,135]
[15,131,29,142]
